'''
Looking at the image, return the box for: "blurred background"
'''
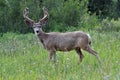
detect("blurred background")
[0,0,120,33]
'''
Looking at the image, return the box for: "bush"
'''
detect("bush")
[0,0,119,33]
[97,18,120,32]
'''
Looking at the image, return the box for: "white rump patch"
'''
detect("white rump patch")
[87,34,91,42]
[87,34,91,39]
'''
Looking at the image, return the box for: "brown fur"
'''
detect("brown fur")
[23,7,101,64]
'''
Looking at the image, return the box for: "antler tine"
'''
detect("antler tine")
[23,7,34,24]
[39,6,49,24]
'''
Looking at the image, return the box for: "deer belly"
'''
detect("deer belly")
[56,42,75,51]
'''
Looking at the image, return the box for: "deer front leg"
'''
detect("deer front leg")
[49,51,56,62]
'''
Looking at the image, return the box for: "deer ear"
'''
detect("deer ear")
[39,17,48,26]
[24,19,34,26]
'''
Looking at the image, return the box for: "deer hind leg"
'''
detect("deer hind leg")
[75,48,84,63]
[83,45,102,64]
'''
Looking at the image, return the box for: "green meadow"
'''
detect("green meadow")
[0,31,120,80]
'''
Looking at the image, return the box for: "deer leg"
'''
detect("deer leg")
[49,51,56,62]
[83,45,102,64]
[75,48,84,63]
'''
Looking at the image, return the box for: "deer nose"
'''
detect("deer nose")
[36,30,39,33]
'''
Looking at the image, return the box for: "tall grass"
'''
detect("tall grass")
[0,31,120,80]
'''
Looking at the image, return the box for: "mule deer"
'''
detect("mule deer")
[23,7,101,64]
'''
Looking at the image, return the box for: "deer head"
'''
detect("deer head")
[23,7,49,35]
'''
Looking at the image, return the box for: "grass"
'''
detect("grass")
[0,31,120,80]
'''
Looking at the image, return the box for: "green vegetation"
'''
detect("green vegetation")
[0,31,120,80]
[0,0,120,33]
[0,0,120,80]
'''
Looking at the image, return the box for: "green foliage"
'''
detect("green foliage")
[0,32,120,80]
[0,0,120,33]
[88,0,112,16]
[88,0,120,19]
[43,0,88,31]
[97,18,120,32]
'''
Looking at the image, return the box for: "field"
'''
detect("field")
[0,31,120,80]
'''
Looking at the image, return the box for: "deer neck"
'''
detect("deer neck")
[37,29,48,41]
[37,29,48,48]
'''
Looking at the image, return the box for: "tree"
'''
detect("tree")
[88,0,112,18]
